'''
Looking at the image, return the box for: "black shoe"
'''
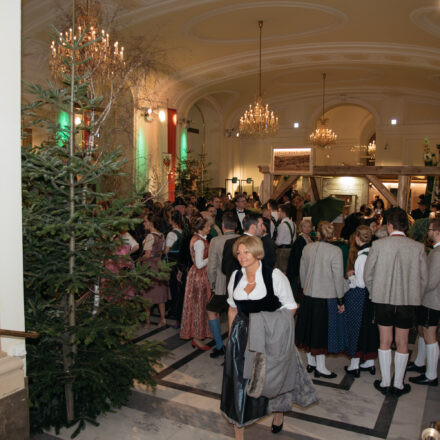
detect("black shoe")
[406,362,426,373]
[360,365,376,375]
[271,416,284,434]
[344,366,360,378]
[409,374,438,386]
[306,364,316,373]
[314,370,337,379]
[374,379,389,396]
[209,346,225,358]
[391,383,411,397]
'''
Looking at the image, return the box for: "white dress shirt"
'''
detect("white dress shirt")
[236,210,246,229]
[193,234,209,269]
[227,261,297,310]
[275,218,296,246]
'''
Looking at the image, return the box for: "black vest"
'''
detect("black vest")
[233,265,281,315]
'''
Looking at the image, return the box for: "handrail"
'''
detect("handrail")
[0,329,39,339]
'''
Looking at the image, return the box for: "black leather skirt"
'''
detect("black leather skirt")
[220,312,269,427]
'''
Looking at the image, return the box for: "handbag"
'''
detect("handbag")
[206,293,228,313]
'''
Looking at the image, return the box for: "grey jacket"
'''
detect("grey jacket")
[364,235,428,306]
[299,241,345,299]
[422,245,440,311]
[207,232,239,295]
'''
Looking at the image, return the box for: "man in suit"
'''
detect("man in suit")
[207,212,240,358]
[408,217,440,386]
[230,193,249,234]
[364,207,428,397]
[221,212,276,284]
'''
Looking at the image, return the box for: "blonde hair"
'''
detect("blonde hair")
[299,218,312,232]
[232,235,265,260]
[355,225,372,243]
[317,221,334,241]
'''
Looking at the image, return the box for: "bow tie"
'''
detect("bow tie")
[237,210,245,214]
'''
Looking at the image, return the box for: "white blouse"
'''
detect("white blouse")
[227,261,297,310]
[193,234,208,269]
[348,247,369,289]
[142,232,164,252]
[165,229,182,248]
[122,232,138,250]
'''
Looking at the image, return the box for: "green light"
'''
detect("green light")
[180,128,187,169]
[57,111,69,146]
[136,127,148,190]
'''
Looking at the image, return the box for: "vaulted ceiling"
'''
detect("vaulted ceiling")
[22,0,440,126]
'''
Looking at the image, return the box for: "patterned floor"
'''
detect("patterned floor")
[34,316,439,440]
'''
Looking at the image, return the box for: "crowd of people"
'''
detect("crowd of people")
[116,190,439,439]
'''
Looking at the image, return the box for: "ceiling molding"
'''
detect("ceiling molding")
[182,1,348,44]
[410,6,440,39]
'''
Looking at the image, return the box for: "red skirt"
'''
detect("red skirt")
[179,265,212,340]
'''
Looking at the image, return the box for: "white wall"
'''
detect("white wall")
[0,1,26,359]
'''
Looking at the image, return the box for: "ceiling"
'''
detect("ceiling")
[22,0,440,125]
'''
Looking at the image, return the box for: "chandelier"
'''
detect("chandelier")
[310,73,338,149]
[49,0,125,82]
[351,140,376,160]
[239,21,279,137]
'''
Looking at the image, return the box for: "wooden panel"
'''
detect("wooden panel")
[365,175,398,207]
[312,166,440,176]
[397,175,411,209]
[310,176,321,201]
[271,175,299,200]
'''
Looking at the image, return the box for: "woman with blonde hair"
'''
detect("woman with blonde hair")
[295,221,345,378]
[221,235,316,439]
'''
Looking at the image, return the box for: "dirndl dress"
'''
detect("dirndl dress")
[179,234,212,340]
[141,233,171,304]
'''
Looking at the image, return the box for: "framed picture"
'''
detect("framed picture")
[272,147,313,175]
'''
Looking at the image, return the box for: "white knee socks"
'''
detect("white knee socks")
[307,352,316,367]
[378,349,392,387]
[360,359,375,368]
[394,352,409,390]
[414,336,426,367]
[348,357,360,370]
[316,354,331,375]
[425,342,439,380]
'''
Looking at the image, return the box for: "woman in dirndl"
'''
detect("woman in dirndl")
[344,225,379,376]
[295,221,346,378]
[221,235,317,440]
[139,214,171,327]
[179,217,212,350]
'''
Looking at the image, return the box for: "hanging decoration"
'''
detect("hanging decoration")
[309,73,338,149]
[239,20,279,137]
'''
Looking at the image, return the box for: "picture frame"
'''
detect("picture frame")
[272,147,313,175]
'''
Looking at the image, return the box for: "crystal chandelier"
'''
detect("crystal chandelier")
[239,21,279,138]
[310,73,338,149]
[351,140,376,160]
[49,0,125,82]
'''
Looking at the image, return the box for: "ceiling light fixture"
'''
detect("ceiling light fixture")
[309,73,338,149]
[239,20,279,138]
[49,0,125,82]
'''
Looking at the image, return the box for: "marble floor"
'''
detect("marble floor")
[34,317,439,440]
